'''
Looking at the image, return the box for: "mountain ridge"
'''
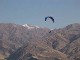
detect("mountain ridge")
[0,23,80,60]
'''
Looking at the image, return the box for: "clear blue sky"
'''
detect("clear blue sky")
[0,0,80,29]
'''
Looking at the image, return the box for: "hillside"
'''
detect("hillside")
[0,23,80,60]
[0,23,49,59]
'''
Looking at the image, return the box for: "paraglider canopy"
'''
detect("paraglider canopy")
[45,16,54,23]
[45,16,54,33]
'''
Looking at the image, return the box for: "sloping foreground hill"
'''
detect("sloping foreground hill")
[7,42,69,60]
[56,23,80,60]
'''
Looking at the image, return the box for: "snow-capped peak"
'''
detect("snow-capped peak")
[22,24,40,29]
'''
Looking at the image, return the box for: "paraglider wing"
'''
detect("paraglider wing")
[45,16,54,33]
[45,16,54,23]
[45,17,48,21]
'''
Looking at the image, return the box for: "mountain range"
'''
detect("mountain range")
[0,23,80,60]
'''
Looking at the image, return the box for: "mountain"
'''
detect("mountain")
[50,23,80,60]
[0,23,49,60]
[0,23,80,60]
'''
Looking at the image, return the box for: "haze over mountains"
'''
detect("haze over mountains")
[0,23,80,60]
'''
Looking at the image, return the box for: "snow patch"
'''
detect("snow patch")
[35,26,40,28]
[22,24,40,29]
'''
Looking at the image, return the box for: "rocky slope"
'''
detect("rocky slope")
[0,23,80,60]
[7,42,69,60]
[0,23,49,59]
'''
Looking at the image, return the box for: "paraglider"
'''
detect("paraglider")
[45,16,54,33]
[45,16,54,23]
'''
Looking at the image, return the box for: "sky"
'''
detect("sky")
[0,0,80,29]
